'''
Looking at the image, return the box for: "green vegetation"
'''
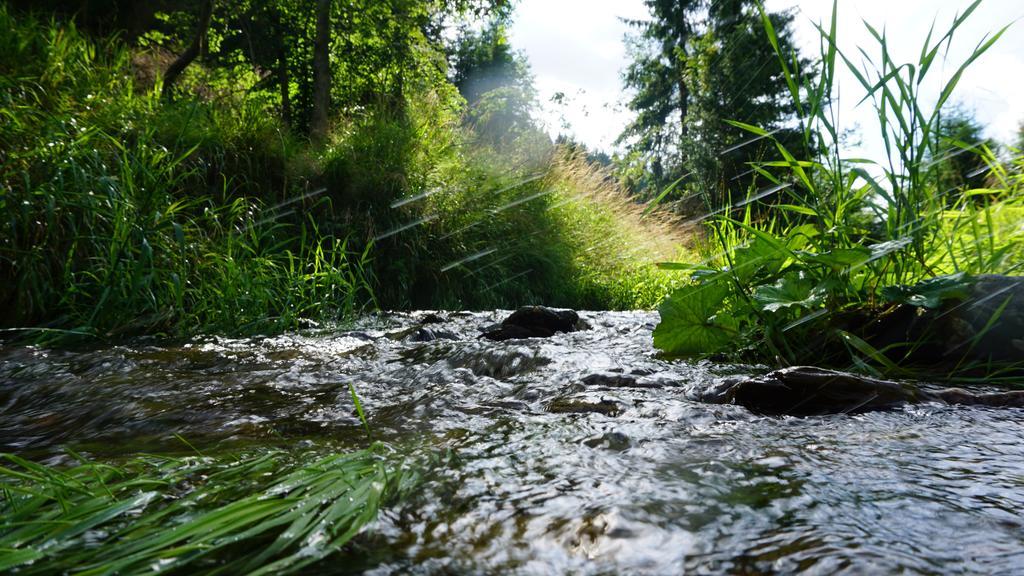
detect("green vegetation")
[0,445,420,574]
[652,0,1024,377]
[617,0,807,205]
[0,3,686,340]
[3,0,1024,571]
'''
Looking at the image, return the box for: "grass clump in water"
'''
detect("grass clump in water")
[0,445,418,574]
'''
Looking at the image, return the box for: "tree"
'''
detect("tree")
[448,19,538,146]
[617,0,807,210]
[930,105,999,204]
[162,0,214,99]
[310,0,332,141]
[617,0,700,191]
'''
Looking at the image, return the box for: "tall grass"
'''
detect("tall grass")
[0,445,419,574]
[365,144,692,311]
[1,6,692,342]
[314,73,692,311]
[0,9,371,339]
[653,0,1024,375]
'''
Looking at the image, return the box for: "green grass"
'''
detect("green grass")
[652,0,1024,377]
[0,445,420,575]
[0,8,376,340]
[0,7,691,342]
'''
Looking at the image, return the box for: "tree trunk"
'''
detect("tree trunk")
[678,77,689,136]
[278,46,291,127]
[310,0,332,141]
[162,0,214,100]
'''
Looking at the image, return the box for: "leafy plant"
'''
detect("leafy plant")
[653,0,1023,376]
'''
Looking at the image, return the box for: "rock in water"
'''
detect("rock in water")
[866,275,1024,366]
[935,388,1024,408]
[942,275,1024,363]
[715,366,925,415]
[482,306,584,341]
[709,366,1024,416]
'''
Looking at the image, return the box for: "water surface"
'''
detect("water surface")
[2,311,1023,574]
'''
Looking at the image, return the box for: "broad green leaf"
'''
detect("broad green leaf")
[880,273,974,309]
[753,273,822,313]
[731,235,788,284]
[798,247,872,271]
[653,283,739,357]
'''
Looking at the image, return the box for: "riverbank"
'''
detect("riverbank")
[0,8,689,342]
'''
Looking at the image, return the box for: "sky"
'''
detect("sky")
[508,0,1024,160]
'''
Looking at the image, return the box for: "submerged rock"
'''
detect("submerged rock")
[547,398,621,416]
[407,327,458,343]
[482,306,586,341]
[581,372,666,389]
[584,431,632,450]
[709,366,1024,416]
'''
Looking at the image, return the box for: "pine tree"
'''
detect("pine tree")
[618,0,808,210]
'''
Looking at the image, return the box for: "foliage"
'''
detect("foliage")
[617,0,807,206]
[0,446,419,574]
[653,0,1024,376]
[0,9,375,338]
[928,104,1000,203]
[449,18,539,147]
[0,5,692,341]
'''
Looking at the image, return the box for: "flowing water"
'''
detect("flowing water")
[2,311,1024,574]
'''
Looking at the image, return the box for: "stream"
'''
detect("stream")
[2,310,1024,574]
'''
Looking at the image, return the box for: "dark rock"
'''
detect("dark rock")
[935,388,1024,408]
[942,275,1024,363]
[716,366,925,415]
[547,398,621,416]
[481,306,585,341]
[584,431,631,450]
[709,366,1024,416]
[861,275,1024,367]
[581,372,665,389]
[419,312,446,324]
[385,326,422,341]
[407,327,458,343]
[582,373,638,387]
[483,400,532,411]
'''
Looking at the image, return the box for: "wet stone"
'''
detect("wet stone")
[418,312,447,324]
[720,366,923,415]
[710,366,1024,416]
[546,398,621,416]
[481,306,586,341]
[581,372,665,389]
[584,431,632,451]
[407,328,459,343]
[936,388,1024,408]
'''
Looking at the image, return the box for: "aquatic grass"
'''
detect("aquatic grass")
[0,446,419,574]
